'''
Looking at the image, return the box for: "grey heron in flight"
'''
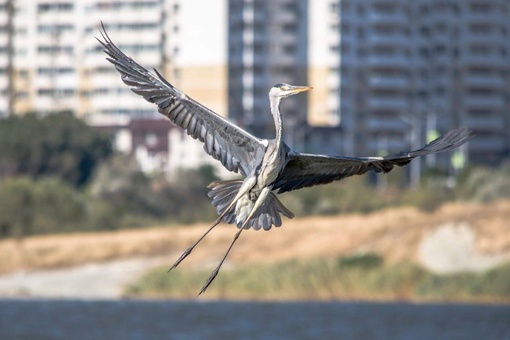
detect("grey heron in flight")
[98,26,471,295]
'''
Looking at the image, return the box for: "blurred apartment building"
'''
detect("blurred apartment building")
[227,0,308,148]
[0,0,508,174]
[310,0,510,165]
[4,0,167,117]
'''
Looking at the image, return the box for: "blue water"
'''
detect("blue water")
[0,299,508,340]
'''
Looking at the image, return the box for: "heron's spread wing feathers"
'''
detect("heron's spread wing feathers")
[97,26,265,176]
[274,127,472,193]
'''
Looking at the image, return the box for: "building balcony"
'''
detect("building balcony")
[368,12,408,26]
[468,135,505,151]
[83,54,112,67]
[464,96,505,108]
[87,74,121,87]
[35,95,78,112]
[464,33,507,45]
[367,34,408,46]
[368,76,409,89]
[461,54,505,66]
[366,55,411,68]
[367,97,408,110]
[34,75,77,88]
[110,31,162,47]
[367,117,406,132]
[89,94,154,111]
[464,75,504,88]
[98,10,161,25]
[130,52,161,67]
[466,12,506,24]
[464,116,503,131]
[277,11,297,24]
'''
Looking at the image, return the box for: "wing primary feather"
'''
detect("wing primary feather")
[275,128,472,193]
[97,24,266,177]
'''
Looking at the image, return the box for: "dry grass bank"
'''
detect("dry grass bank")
[1,199,509,274]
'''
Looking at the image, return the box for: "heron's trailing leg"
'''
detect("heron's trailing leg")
[168,178,257,272]
[167,217,223,272]
[197,227,244,296]
[197,187,272,295]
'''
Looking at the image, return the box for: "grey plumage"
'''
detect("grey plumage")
[97,24,472,295]
[207,180,294,230]
[274,127,470,193]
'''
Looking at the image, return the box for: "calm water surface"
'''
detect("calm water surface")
[0,299,508,339]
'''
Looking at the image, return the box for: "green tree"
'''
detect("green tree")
[0,112,113,186]
[90,155,166,226]
[90,160,220,226]
[161,164,220,223]
[0,176,87,237]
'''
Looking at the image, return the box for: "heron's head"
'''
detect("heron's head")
[269,83,312,99]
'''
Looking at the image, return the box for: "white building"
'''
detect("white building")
[6,0,165,117]
[0,1,12,118]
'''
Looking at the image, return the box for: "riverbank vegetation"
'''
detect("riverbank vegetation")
[126,253,510,303]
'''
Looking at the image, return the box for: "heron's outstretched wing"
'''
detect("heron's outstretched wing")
[274,127,472,193]
[97,26,266,176]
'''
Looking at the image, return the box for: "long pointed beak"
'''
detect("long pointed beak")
[289,85,313,94]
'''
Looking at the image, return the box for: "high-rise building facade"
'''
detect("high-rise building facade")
[228,0,308,147]
[81,0,167,117]
[311,0,510,164]
[0,1,13,118]
[5,0,166,117]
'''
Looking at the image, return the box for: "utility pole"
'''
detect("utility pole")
[408,112,422,189]
[425,111,438,167]
[401,111,422,189]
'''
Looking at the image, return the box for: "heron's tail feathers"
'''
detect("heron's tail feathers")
[207,180,294,231]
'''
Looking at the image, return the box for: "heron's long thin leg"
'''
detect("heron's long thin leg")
[168,180,255,272]
[167,217,223,272]
[197,187,272,295]
[197,227,244,296]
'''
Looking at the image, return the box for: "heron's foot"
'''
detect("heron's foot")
[167,217,225,273]
[168,247,193,272]
[196,228,243,296]
[198,268,220,296]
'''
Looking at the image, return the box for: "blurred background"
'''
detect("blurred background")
[0,0,509,338]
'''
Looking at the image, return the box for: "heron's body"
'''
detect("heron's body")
[98,25,472,295]
[232,96,288,228]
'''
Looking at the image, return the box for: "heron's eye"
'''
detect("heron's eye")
[279,85,286,91]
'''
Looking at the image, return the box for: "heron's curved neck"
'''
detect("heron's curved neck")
[270,96,283,146]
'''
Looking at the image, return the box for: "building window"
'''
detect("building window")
[37,2,74,13]
[146,133,158,146]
